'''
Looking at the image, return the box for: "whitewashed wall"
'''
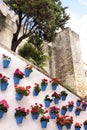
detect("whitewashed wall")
[0,46,86,130]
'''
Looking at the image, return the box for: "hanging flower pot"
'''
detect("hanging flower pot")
[15,85,31,100]
[13,68,24,84]
[61,91,68,101]
[13,76,20,84]
[44,100,50,108]
[41,120,48,128]
[50,112,56,119]
[16,92,23,100]
[66,124,72,129]
[24,69,32,77]
[0,99,9,119]
[83,120,87,130]
[2,54,11,68]
[24,64,33,77]
[0,110,4,119]
[3,59,10,68]
[31,113,39,120]
[41,84,47,91]
[44,95,52,108]
[76,99,82,106]
[0,75,9,91]
[1,82,8,91]
[51,84,57,90]
[84,124,87,130]
[68,101,74,112]
[40,115,50,128]
[15,106,29,124]
[33,83,41,96]
[41,79,48,91]
[75,107,82,116]
[54,97,60,104]
[15,116,23,124]
[75,110,81,116]
[61,105,67,115]
[30,103,44,120]
[57,124,63,130]
[74,123,82,130]
[68,106,73,112]
[82,101,87,111]
[50,78,61,90]
[61,109,67,115]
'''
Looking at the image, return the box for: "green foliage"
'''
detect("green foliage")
[18,42,48,70]
[4,0,69,51]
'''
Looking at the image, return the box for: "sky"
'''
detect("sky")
[61,0,87,63]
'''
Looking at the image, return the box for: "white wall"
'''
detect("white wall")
[0,46,86,130]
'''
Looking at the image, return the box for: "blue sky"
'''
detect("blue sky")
[61,0,87,63]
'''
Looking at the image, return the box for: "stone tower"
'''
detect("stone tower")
[49,27,87,97]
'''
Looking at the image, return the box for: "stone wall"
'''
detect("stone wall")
[51,27,87,97]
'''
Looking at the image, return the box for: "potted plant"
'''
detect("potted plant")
[49,106,60,119]
[76,98,82,106]
[65,116,73,129]
[61,105,68,115]
[15,106,29,124]
[15,85,31,100]
[2,54,11,68]
[52,92,61,104]
[56,114,66,130]
[0,73,9,91]
[0,99,9,119]
[60,91,68,101]
[74,122,82,130]
[83,120,87,130]
[24,64,33,77]
[40,115,50,128]
[30,103,44,120]
[50,78,61,90]
[13,68,24,84]
[68,101,74,112]
[75,107,82,116]
[44,95,52,108]
[33,83,41,96]
[82,101,87,111]
[41,78,48,91]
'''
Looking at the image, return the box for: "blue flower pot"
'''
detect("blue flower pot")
[84,124,87,130]
[51,84,57,90]
[16,92,23,100]
[82,105,86,111]
[75,127,80,130]
[54,97,60,104]
[57,124,63,130]
[50,112,56,119]
[13,76,20,84]
[66,124,72,129]
[41,121,48,128]
[61,109,67,115]
[75,110,80,116]
[61,95,66,101]
[31,113,39,120]
[24,69,32,77]
[76,101,81,106]
[33,90,39,96]
[41,84,47,91]
[44,100,50,108]
[68,106,73,112]
[0,110,4,119]
[1,82,8,91]
[15,116,23,124]
[3,59,10,68]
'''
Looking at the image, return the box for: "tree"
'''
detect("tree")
[4,0,69,52]
[18,42,48,71]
